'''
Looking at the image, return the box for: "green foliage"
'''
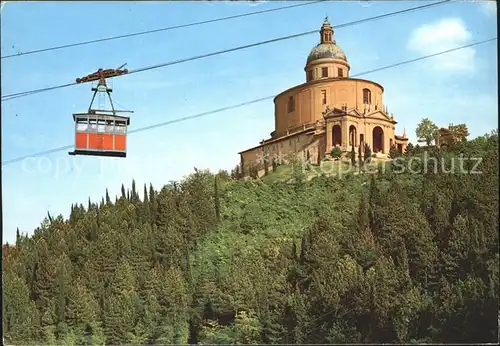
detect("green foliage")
[449,123,470,142]
[2,131,498,345]
[350,145,356,166]
[416,118,439,146]
[264,157,269,175]
[331,146,342,160]
[389,144,402,158]
[364,143,372,162]
[405,142,415,155]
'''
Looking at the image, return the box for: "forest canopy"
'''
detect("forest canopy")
[2,130,498,345]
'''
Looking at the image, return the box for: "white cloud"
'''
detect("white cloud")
[480,1,497,17]
[407,17,476,74]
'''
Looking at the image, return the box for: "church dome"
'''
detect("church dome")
[306,17,348,66]
[307,42,347,64]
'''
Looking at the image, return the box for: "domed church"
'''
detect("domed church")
[238,18,408,175]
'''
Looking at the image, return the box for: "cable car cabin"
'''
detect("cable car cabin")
[68,113,130,157]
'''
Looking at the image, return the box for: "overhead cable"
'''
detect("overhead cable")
[1,0,453,101]
[2,36,496,166]
[0,1,326,60]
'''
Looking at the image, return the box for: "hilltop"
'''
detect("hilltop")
[2,131,498,345]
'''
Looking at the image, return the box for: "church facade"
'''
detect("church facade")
[238,18,408,175]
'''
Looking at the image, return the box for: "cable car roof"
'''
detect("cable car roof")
[72,112,130,125]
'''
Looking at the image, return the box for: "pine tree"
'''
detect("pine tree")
[405,142,414,155]
[389,144,401,159]
[3,271,40,343]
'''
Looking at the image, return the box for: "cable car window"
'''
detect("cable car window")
[97,124,106,133]
[115,122,126,134]
[76,123,87,131]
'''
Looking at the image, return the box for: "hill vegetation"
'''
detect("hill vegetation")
[2,130,498,345]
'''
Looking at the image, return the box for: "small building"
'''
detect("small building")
[435,123,469,147]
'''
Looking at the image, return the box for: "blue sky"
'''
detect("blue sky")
[1,0,497,244]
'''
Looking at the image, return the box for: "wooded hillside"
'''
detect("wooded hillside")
[3,131,498,345]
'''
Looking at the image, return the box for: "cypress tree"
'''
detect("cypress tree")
[105,188,111,204]
[214,176,221,221]
[358,144,363,172]
[16,228,21,246]
[143,184,149,204]
[121,184,126,199]
[351,145,356,167]
[364,143,372,163]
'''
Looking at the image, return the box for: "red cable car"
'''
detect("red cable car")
[70,112,130,157]
[69,65,133,158]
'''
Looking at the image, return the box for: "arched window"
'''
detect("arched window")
[363,88,371,104]
[287,96,295,113]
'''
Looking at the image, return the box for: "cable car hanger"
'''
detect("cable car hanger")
[68,64,134,158]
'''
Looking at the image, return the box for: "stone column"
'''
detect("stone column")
[342,119,348,151]
[326,121,332,155]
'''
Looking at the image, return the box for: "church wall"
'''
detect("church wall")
[305,58,350,82]
[274,78,384,138]
[239,131,314,174]
[299,88,312,124]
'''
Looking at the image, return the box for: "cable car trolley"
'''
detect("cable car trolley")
[69,64,133,158]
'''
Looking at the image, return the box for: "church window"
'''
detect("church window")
[338,68,343,77]
[321,90,327,105]
[287,96,295,113]
[363,88,371,104]
[307,70,313,81]
[321,67,328,78]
